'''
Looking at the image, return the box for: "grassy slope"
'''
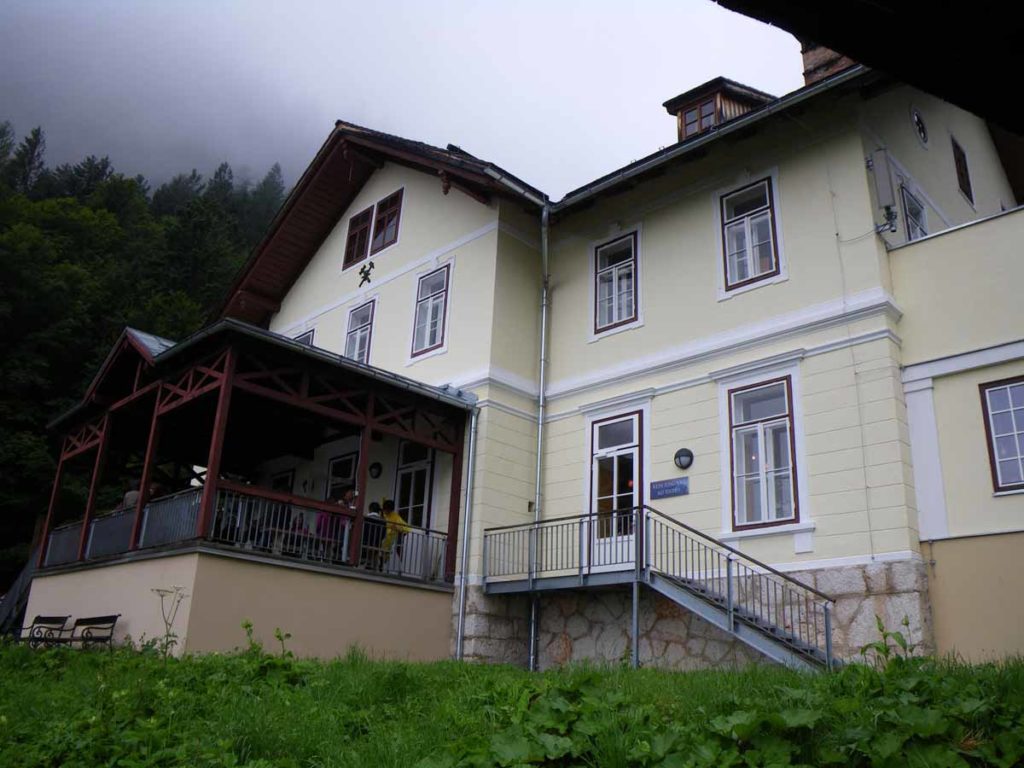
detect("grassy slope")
[1,639,1022,768]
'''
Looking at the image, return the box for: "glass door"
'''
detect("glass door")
[589,412,641,570]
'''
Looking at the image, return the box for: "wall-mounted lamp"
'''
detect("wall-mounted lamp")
[673,448,694,471]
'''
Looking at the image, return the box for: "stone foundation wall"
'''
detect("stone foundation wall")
[456,559,934,669]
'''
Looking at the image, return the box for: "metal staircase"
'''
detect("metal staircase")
[482,507,836,671]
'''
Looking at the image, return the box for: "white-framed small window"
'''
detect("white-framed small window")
[593,232,639,334]
[728,377,798,530]
[293,329,315,346]
[411,265,450,357]
[901,185,928,241]
[720,178,780,292]
[951,137,974,206]
[344,300,375,364]
[980,377,1024,493]
[326,452,358,501]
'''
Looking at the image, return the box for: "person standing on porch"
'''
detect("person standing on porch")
[380,499,410,571]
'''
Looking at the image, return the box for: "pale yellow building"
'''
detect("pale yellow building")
[20,55,1024,668]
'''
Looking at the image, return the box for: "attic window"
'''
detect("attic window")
[371,189,403,254]
[951,138,974,206]
[683,99,717,138]
[343,206,373,269]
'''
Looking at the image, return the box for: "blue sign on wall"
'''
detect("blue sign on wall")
[650,477,689,500]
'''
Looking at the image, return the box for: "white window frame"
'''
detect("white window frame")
[716,362,812,544]
[981,377,1024,493]
[407,261,453,364]
[344,298,376,364]
[713,170,787,301]
[587,225,643,342]
[900,185,928,242]
[580,396,652,522]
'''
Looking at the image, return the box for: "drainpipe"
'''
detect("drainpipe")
[528,204,551,671]
[455,406,481,661]
[480,167,551,671]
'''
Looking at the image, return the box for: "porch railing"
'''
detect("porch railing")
[39,482,452,587]
[43,522,83,567]
[483,506,836,668]
[211,482,354,566]
[85,509,135,559]
[139,487,202,547]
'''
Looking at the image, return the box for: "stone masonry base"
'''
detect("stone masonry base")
[456,559,933,670]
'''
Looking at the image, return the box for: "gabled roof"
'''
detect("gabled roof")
[217,121,544,327]
[662,76,775,115]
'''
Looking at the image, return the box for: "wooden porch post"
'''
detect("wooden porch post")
[348,392,375,565]
[444,418,467,582]
[37,438,68,568]
[77,414,111,561]
[129,386,162,549]
[196,348,236,539]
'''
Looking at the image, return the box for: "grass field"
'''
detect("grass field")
[1,629,1022,767]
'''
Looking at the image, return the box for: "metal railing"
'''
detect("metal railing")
[43,522,83,566]
[358,518,449,583]
[139,488,202,547]
[85,509,135,559]
[483,506,835,667]
[210,485,353,565]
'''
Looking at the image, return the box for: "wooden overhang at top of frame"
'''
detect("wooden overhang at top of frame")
[216,121,545,327]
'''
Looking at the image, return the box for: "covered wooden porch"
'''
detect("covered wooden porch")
[38,320,474,587]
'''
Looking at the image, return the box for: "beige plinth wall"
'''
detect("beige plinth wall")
[24,551,454,661]
[925,532,1024,662]
[24,553,201,648]
[186,554,454,660]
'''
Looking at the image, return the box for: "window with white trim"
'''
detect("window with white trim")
[729,377,798,529]
[901,186,927,241]
[412,265,449,357]
[720,178,779,291]
[344,300,375,364]
[594,232,638,333]
[981,377,1024,492]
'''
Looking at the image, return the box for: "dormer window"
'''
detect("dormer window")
[683,99,717,138]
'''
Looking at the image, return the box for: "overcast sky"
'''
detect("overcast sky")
[0,0,803,199]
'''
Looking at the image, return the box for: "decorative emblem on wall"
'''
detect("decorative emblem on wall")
[359,261,375,286]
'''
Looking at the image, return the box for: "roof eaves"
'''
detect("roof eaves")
[554,64,871,212]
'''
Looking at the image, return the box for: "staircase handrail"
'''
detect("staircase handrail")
[642,506,834,604]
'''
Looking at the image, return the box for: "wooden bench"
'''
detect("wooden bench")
[20,615,70,647]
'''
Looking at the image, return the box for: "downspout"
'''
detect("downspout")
[528,203,551,671]
[455,406,480,660]
[479,167,551,671]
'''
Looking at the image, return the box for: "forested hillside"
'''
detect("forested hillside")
[0,120,287,586]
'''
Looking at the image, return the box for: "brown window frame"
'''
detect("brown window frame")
[682,98,718,139]
[728,375,800,531]
[343,206,374,270]
[410,265,450,358]
[593,231,639,335]
[293,329,315,346]
[951,137,974,205]
[370,188,404,255]
[344,299,376,364]
[979,375,1024,494]
[720,177,781,293]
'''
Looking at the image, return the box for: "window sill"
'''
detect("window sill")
[994,488,1024,497]
[405,345,448,367]
[717,272,788,302]
[719,520,815,543]
[588,318,644,344]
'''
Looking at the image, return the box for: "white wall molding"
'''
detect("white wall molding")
[497,221,540,251]
[446,366,539,400]
[474,398,537,423]
[902,339,1024,384]
[770,549,921,574]
[547,287,902,402]
[276,220,500,337]
[903,379,949,540]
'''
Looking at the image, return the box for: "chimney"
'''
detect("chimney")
[800,41,857,85]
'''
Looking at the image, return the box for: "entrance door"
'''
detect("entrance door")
[589,412,642,570]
